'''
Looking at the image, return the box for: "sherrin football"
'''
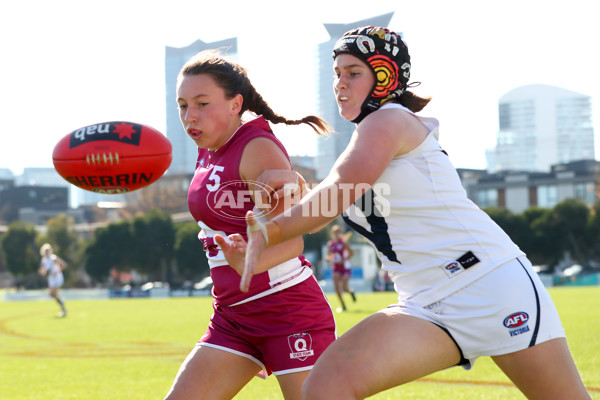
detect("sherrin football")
[53,121,172,194]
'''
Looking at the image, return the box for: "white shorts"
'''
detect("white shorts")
[386,257,565,369]
[48,275,64,288]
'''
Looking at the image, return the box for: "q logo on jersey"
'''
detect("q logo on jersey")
[288,332,314,361]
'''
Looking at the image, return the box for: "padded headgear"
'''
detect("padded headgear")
[332,26,411,123]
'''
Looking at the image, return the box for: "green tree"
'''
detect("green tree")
[85,221,133,282]
[42,214,78,260]
[552,198,591,265]
[41,214,88,287]
[131,210,175,282]
[0,221,41,287]
[484,207,534,255]
[174,221,209,281]
[522,207,553,265]
[523,200,591,267]
[588,200,600,260]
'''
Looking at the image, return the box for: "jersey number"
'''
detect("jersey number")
[206,166,225,192]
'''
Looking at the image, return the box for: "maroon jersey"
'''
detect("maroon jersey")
[188,116,312,306]
[328,239,346,268]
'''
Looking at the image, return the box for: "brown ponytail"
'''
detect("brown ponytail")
[179,50,331,136]
[398,90,432,113]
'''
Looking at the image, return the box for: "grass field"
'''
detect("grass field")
[0,287,599,399]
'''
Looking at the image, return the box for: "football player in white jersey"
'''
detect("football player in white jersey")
[237,26,591,399]
[38,243,67,317]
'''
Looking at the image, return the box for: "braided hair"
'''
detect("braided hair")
[178,49,331,136]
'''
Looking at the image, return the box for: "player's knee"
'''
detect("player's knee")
[302,368,357,400]
[302,373,330,400]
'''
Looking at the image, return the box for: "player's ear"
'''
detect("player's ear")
[231,94,243,115]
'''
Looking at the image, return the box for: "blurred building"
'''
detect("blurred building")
[459,159,599,214]
[315,12,395,179]
[0,185,76,225]
[488,84,594,173]
[165,38,238,175]
[0,168,13,180]
[0,168,85,225]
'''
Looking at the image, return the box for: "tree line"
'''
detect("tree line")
[0,209,329,289]
[484,198,600,270]
[0,210,204,289]
[2,197,599,289]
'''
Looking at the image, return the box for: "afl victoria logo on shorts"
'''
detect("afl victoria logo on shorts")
[288,332,314,361]
[503,311,531,337]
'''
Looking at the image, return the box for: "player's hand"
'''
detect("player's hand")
[242,211,267,292]
[214,234,246,276]
[227,233,247,253]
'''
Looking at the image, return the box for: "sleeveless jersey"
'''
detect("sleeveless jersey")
[41,255,62,277]
[342,103,525,307]
[328,239,345,268]
[188,116,312,307]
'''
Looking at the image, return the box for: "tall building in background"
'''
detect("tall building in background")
[490,84,594,173]
[315,13,395,179]
[165,38,238,175]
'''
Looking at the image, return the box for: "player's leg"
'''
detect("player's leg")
[492,338,591,400]
[332,273,346,311]
[341,274,356,302]
[49,285,67,316]
[260,276,336,400]
[302,309,461,400]
[164,345,260,400]
[276,370,310,400]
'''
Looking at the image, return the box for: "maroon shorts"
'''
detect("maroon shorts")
[332,263,351,277]
[199,275,336,376]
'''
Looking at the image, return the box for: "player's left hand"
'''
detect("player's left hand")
[214,234,246,276]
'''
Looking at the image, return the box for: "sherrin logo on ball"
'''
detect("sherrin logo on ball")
[53,121,172,193]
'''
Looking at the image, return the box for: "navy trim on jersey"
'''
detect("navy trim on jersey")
[517,258,541,347]
[342,189,401,265]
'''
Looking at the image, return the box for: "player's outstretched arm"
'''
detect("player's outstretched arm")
[241,211,269,292]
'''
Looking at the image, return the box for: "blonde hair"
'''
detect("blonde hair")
[331,225,352,241]
[40,243,53,256]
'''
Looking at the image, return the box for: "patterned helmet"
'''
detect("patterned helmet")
[332,26,411,123]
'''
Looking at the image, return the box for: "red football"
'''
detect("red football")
[53,121,172,194]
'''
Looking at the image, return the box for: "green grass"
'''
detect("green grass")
[0,287,598,399]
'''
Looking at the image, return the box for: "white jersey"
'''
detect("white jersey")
[41,254,64,288]
[342,103,525,306]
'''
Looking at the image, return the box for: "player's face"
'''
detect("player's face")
[177,74,242,150]
[333,54,375,122]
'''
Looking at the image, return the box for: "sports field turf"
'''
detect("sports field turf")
[1,287,598,399]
